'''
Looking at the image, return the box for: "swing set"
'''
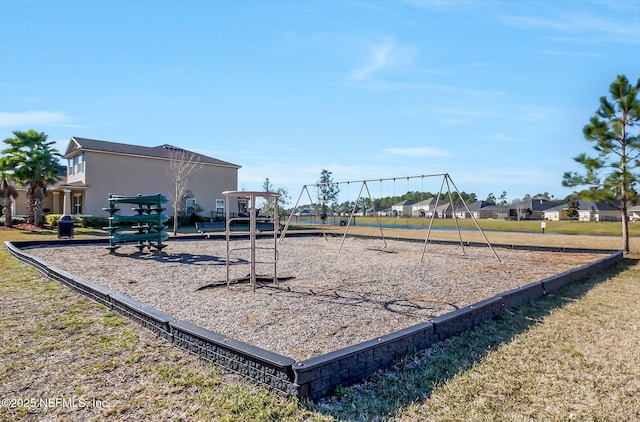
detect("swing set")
[280,173,500,262]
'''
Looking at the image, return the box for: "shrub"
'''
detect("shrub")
[82,217,109,228]
[45,214,83,226]
[188,213,200,225]
[166,214,212,227]
[44,214,62,226]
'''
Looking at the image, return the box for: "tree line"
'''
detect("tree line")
[293,174,563,214]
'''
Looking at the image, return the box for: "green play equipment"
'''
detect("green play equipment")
[104,193,169,252]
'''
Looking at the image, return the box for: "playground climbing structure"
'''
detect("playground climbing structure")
[104,193,170,252]
[223,190,281,291]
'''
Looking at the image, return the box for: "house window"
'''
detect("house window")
[75,153,84,174]
[73,194,82,215]
[68,154,84,176]
[185,198,196,214]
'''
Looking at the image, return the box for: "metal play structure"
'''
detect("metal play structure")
[223,190,281,291]
[280,173,500,262]
[104,193,170,252]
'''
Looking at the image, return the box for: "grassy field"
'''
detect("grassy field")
[0,226,638,420]
[321,215,640,237]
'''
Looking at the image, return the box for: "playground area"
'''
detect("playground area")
[23,235,610,361]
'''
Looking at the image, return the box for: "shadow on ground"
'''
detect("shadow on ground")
[113,250,249,266]
[313,258,635,421]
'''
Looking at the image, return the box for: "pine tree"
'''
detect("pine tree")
[563,75,640,253]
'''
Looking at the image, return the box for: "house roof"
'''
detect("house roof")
[435,202,452,211]
[63,137,241,168]
[544,203,567,212]
[392,200,415,206]
[544,200,619,212]
[511,198,560,211]
[413,198,437,207]
[461,200,491,212]
[480,204,509,212]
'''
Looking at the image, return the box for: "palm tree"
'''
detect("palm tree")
[1,130,61,227]
[0,157,20,228]
[26,176,48,226]
[0,178,19,228]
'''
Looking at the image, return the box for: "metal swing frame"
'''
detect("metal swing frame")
[279,173,500,262]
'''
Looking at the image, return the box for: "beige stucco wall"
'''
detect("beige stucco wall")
[544,210,566,221]
[10,189,27,216]
[578,209,620,222]
[73,151,238,218]
[9,188,58,218]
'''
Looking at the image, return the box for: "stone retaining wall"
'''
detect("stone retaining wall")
[4,238,622,400]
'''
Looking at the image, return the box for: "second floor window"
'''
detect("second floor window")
[68,153,84,176]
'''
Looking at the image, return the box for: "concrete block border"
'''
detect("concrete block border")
[4,237,623,400]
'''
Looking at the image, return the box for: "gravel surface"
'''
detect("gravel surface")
[23,235,608,361]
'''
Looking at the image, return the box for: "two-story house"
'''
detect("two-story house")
[11,137,241,220]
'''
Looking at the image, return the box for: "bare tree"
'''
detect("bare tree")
[261,177,290,220]
[166,146,203,235]
[317,169,340,218]
[514,201,527,221]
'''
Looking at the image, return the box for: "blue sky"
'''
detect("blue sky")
[1,0,639,205]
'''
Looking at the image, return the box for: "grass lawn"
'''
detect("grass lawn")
[345,216,640,237]
[0,226,638,420]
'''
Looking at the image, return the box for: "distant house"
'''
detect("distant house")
[507,198,560,220]
[478,204,509,219]
[363,206,386,217]
[543,200,620,222]
[411,198,452,218]
[455,200,491,219]
[630,205,640,222]
[391,200,415,217]
[295,209,316,217]
[411,198,438,217]
[11,137,241,220]
[376,207,394,217]
[435,202,454,218]
[543,203,569,221]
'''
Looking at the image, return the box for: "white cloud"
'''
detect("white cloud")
[383,146,450,157]
[0,110,71,127]
[500,10,639,40]
[350,38,417,81]
[351,39,395,80]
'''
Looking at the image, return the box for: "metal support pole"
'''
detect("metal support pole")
[224,191,281,291]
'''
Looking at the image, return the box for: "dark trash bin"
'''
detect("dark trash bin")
[57,215,74,239]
